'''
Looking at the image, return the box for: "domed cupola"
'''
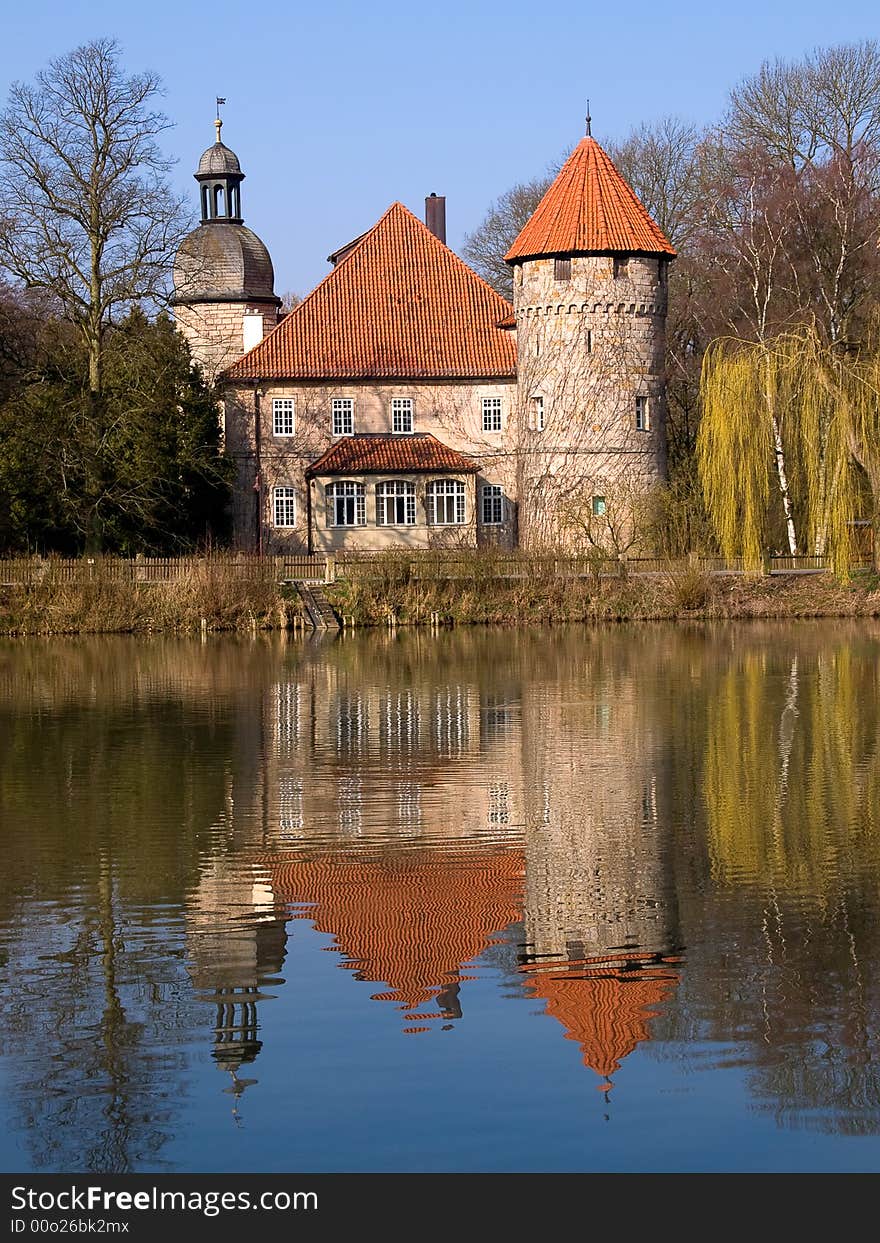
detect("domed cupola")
[195,118,245,222]
[172,115,280,379]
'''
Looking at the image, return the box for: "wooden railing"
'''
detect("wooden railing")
[0,553,328,586]
[0,550,871,588]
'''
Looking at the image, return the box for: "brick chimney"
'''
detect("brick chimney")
[425,193,446,244]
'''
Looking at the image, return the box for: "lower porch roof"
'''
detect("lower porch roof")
[305,433,480,478]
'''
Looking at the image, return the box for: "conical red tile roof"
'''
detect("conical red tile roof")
[520,953,681,1080]
[505,137,675,262]
[226,202,517,381]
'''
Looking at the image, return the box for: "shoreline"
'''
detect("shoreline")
[2,568,879,637]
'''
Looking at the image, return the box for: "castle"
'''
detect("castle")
[172,118,675,554]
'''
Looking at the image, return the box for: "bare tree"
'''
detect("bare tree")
[462,177,555,299]
[0,38,189,398]
[607,117,704,251]
[724,41,880,343]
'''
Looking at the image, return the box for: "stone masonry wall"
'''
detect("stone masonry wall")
[175,300,278,386]
[223,376,518,553]
[512,254,668,550]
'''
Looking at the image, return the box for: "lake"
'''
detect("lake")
[1,622,879,1173]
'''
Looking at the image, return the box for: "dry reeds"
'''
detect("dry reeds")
[0,557,303,635]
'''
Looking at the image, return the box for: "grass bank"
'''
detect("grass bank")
[3,557,880,636]
[327,561,880,627]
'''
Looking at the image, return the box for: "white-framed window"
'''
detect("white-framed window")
[326,480,366,526]
[273,486,297,527]
[272,398,295,436]
[481,484,503,525]
[482,396,503,433]
[426,478,466,525]
[332,398,354,436]
[635,396,650,431]
[376,479,416,525]
[392,398,413,434]
[592,495,606,517]
[532,395,545,431]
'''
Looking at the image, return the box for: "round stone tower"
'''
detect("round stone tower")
[505,129,675,550]
[173,118,280,382]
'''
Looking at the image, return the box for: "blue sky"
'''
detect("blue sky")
[2,1,878,295]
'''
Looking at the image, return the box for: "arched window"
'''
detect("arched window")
[426,479,465,526]
[213,184,225,217]
[326,480,366,527]
[376,480,416,526]
[201,185,209,220]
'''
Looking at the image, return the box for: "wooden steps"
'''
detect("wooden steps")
[294,582,341,632]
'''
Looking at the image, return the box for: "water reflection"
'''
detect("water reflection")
[1,624,879,1170]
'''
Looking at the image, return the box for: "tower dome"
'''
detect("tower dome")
[196,141,242,177]
[172,117,280,380]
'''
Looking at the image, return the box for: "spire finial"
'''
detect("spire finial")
[215,96,226,143]
[585,99,592,138]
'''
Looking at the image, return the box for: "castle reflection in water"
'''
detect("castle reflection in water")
[184,629,684,1095]
[4,623,880,1170]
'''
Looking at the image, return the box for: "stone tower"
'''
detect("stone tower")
[505,129,675,550]
[172,118,280,382]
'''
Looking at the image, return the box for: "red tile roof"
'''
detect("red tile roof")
[305,433,479,477]
[520,952,681,1082]
[505,137,676,262]
[226,202,517,381]
[261,845,524,1023]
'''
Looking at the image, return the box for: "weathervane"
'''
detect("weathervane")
[215,96,226,143]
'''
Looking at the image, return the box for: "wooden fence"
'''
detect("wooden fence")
[0,554,327,586]
[0,550,871,588]
[332,552,859,580]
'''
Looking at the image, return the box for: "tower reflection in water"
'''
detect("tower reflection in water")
[184,632,682,1103]
[517,636,682,1092]
[185,854,289,1121]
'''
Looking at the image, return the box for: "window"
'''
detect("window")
[592,495,606,517]
[481,484,503,525]
[273,398,295,436]
[376,479,416,525]
[426,478,466,525]
[532,395,545,431]
[392,398,413,433]
[274,486,297,527]
[554,257,572,282]
[482,396,503,433]
[586,328,592,353]
[635,396,650,431]
[327,480,366,526]
[613,257,628,280]
[332,398,354,436]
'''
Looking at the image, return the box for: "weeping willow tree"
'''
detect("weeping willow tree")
[698,323,880,575]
